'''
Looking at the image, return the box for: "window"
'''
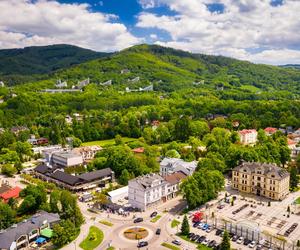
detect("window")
[257,176,261,181]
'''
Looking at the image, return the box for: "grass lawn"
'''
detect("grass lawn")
[82,137,138,147]
[161,242,181,250]
[171,219,181,228]
[150,215,162,223]
[106,247,115,250]
[296,197,300,204]
[79,226,104,250]
[99,220,113,227]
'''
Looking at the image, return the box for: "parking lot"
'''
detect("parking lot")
[187,186,300,250]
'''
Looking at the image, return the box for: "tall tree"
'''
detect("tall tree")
[290,166,299,191]
[180,215,190,235]
[220,230,231,250]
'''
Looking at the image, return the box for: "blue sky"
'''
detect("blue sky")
[0,0,300,65]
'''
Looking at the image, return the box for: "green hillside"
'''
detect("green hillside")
[0,44,109,85]
[44,44,300,94]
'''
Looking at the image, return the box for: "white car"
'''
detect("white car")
[248,241,256,248]
[237,237,244,244]
[172,240,182,246]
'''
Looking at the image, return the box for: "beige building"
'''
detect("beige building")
[232,162,290,201]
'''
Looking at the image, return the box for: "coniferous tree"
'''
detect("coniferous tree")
[220,230,231,250]
[180,215,190,235]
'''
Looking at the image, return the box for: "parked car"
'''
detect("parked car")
[237,237,244,244]
[193,235,200,241]
[156,228,161,235]
[231,235,239,242]
[188,232,195,238]
[172,239,182,246]
[249,241,256,248]
[217,204,225,209]
[206,226,213,233]
[150,211,158,218]
[244,239,252,246]
[198,236,206,243]
[208,240,217,248]
[202,239,210,246]
[256,244,263,250]
[137,241,148,248]
[215,229,223,236]
[193,221,200,227]
[134,217,143,223]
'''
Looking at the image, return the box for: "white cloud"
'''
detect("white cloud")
[150,33,158,39]
[0,0,140,51]
[137,0,300,64]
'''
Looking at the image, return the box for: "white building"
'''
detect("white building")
[238,129,258,145]
[107,186,128,203]
[47,151,83,167]
[128,174,167,211]
[160,158,198,176]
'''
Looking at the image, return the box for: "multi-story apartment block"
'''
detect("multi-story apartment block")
[232,162,290,201]
[128,173,167,211]
[238,129,258,145]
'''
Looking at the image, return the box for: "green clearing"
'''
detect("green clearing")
[99,220,113,227]
[79,226,104,250]
[171,219,181,228]
[106,247,115,250]
[240,84,260,92]
[295,197,300,204]
[150,215,162,223]
[161,242,181,250]
[82,137,138,147]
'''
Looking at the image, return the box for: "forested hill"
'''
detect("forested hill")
[0,44,109,85]
[2,43,300,95]
[43,44,300,95]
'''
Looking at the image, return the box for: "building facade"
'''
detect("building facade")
[160,158,198,176]
[128,173,167,211]
[238,129,258,145]
[232,162,290,201]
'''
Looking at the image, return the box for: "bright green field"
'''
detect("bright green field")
[82,137,138,147]
[240,85,260,93]
[79,226,104,250]
[150,215,162,223]
[171,219,181,228]
[296,197,300,204]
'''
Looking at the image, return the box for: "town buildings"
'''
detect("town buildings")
[160,157,198,176]
[232,161,290,201]
[0,211,60,250]
[164,171,187,200]
[264,127,277,136]
[128,171,187,211]
[238,129,258,145]
[128,173,167,211]
[34,165,114,192]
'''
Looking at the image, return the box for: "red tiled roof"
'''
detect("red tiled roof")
[264,127,277,133]
[239,129,257,135]
[288,139,296,145]
[0,186,22,201]
[132,147,144,153]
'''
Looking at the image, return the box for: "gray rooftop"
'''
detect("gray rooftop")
[131,173,165,190]
[0,211,60,249]
[233,161,289,179]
